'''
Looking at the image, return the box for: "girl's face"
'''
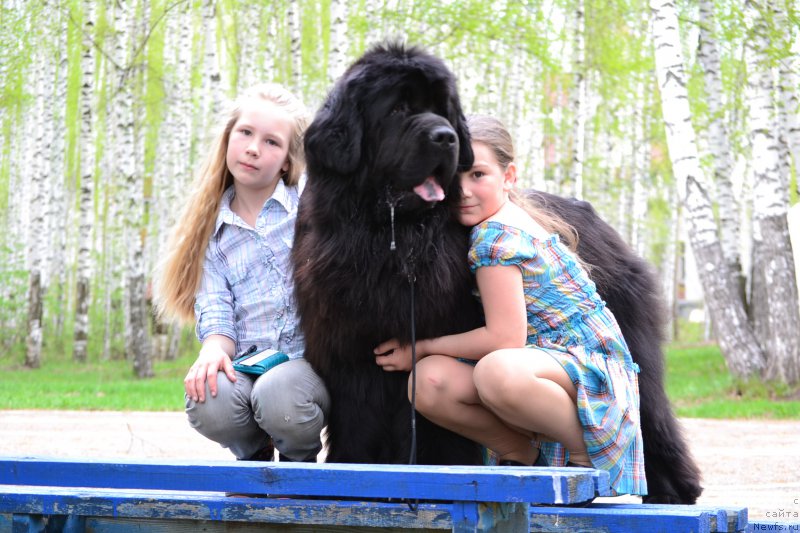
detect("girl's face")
[456,142,516,226]
[226,98,294,196]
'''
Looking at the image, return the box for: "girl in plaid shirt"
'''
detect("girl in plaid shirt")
[156,84,329,463]
[376,115,646,496]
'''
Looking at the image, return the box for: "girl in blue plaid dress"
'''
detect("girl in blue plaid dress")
[375,115,647,496]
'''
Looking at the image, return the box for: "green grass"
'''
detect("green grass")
[0,354,196,411]
[665,343,800,419]
[1,342,799,418]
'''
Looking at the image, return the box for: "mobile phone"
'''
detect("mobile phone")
[233,348,289,376]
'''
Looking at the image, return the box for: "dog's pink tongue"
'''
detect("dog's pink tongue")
[413,177,445,202]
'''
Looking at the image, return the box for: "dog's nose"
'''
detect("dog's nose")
[430,126,457,148]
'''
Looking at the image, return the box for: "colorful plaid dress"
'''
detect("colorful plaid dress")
[469,220,648,497]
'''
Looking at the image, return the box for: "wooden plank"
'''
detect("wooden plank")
[3,514,444,533]
[588,503,748,532]
[84,517,443,532]
[451,501,530,533]
[530,505,714,533]
[0,486,530,532]
[0,487,448,529]
[0,488,755,533]
[0,457,605,505]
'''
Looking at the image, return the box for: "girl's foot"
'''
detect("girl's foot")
[498,449,540,467]
[499,459,528,466]
[566,450,592,468]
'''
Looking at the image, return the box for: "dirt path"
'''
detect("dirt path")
[1,410,798,519]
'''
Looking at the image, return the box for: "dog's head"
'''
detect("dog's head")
[305,42,473,212]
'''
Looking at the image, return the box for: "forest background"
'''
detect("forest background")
[0,0,798,399]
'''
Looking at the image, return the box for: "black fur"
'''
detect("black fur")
[293,42,703,503]
[294,43,484,466]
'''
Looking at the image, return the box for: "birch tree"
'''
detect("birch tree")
[25,4,49,369]
[775,4,800,188]
[697,0,743,296]
[47,5,69,340]
[111,0,152,377]
[569,0,587,200]
[151,0,192,361]
[202,0,221,125]
[236,2,262,91]
[74,0,95,363]
[650,0,765,378]
[744,0,800,385]
[287,0,302,92]
[329,0,348,83]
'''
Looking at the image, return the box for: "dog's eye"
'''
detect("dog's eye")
[390,102,409,116]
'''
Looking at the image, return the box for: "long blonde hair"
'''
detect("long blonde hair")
[466,114,580,253]
[155,84,309,324]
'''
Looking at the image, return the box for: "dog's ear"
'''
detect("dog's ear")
[305,84,363,176]
[447,92,473,172]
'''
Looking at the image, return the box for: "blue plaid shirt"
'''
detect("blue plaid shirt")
[194,179,305,360]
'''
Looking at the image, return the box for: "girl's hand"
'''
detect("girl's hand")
[185,336,236,402]
[374,339,421,372]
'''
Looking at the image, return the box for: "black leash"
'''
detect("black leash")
[387,188,419,512]
[406,261,419,512]
[408,269,417,467]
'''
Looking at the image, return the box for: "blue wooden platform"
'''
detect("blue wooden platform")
[0,455,751,532]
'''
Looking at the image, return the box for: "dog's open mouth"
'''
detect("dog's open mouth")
[413,176,445,203]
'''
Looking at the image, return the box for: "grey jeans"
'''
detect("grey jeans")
[185,358,330,461]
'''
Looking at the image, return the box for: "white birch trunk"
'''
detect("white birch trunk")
[74,0,95,362]
[287,0,302,92]
[102,4,123,361]
[328,0,348,83]
[237,3,262,91]
[776,5,800,197]
[202,0,221,124]
[26,9,55,368]
[569,0,586,200]
[651,0,765,378]
[265,8,278,82]
[745,0,800,385]
[129,0,153,378]
[698,0,743,297]
[150,0,192,361]
[48,6,69,339]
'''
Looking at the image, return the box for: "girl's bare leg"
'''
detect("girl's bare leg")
[411,355,538,465]
[473,348,591,466]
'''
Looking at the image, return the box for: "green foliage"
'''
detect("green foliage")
[666,343,800,419]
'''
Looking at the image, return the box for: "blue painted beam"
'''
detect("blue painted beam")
[531,505,715,533]
[589,503,748,532]
[0,487,453,529]
[0,456,606,505]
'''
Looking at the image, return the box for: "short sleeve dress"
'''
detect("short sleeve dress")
[469,220,648,497]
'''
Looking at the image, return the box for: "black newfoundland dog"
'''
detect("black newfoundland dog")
[293,42,702,504]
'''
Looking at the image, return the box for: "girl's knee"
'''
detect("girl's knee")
[409,358,451,414]
[474,349,516,390]
[185,379,254,439]
[474,350,529,409]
